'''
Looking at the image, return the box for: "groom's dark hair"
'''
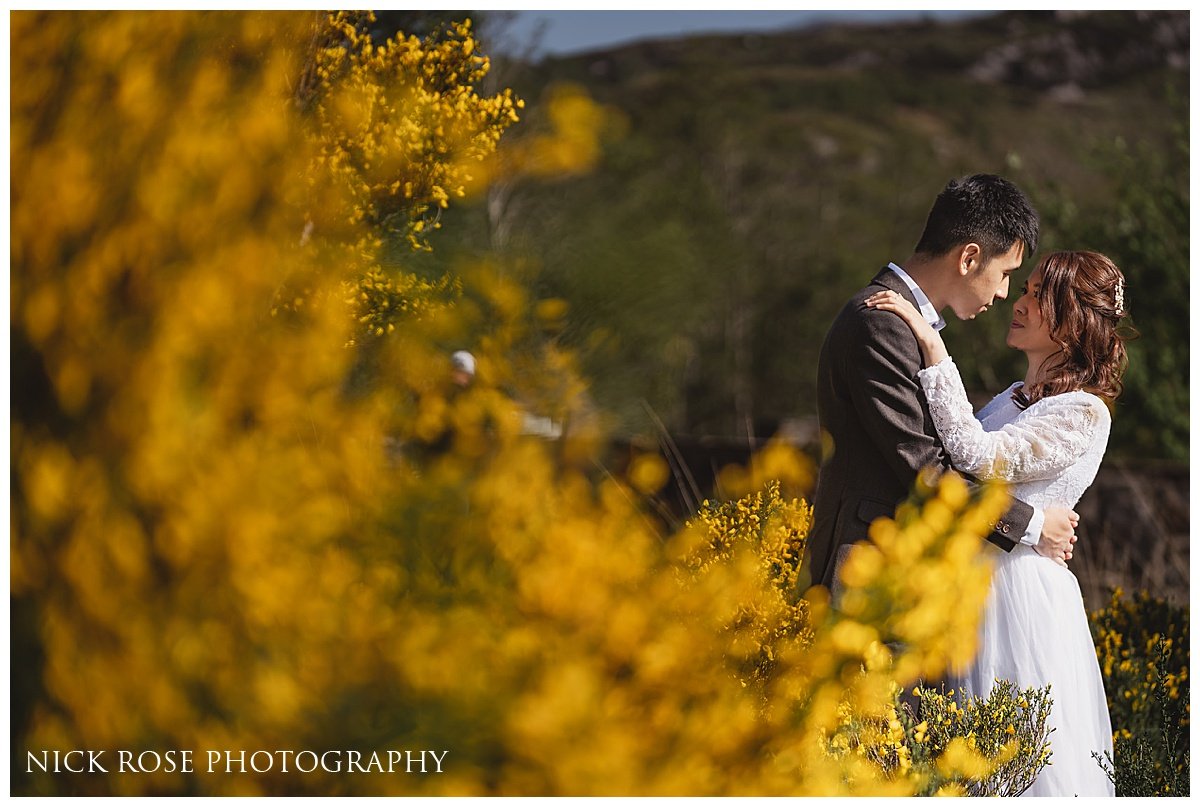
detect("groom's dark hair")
[913,174,1039,262]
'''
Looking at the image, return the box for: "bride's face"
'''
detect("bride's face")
[1006,267,1057,356]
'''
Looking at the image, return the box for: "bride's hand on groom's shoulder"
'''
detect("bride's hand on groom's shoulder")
[864,290,948,367]
[1035,506,1080,568]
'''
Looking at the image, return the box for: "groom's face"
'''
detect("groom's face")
[951,241,1025,321]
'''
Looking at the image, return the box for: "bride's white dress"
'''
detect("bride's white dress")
[918,358,1115,798]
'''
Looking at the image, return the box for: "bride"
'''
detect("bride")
[867,250,1132,797]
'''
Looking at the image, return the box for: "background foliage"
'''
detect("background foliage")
[463,10,1188,459]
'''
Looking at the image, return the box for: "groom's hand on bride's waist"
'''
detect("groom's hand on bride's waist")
[1034,506,1080,567]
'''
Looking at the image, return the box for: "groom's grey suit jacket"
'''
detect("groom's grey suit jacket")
[804,267,1031,590]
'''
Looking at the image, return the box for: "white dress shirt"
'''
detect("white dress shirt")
[887,262,946,331]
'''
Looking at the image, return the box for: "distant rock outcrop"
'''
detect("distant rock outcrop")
[968,11,1188,89]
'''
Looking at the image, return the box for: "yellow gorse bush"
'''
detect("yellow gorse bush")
[13,11,1022,797]
[758,472,1009,796]
[835,472,1000,684]
[302,12,521,253]
[282,11,524,345]
[680,475,1054,796]
[907,680,1052,795]
[1088,588,1189,794]
[14,10,383,796]
[824,688,915,785]
[1091,588,1189,729]
[685,481,815,690]
[497,83,622,180]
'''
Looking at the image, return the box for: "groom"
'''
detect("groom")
[804,174,1078,593]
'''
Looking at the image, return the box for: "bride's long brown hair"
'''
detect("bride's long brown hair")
[1014,250,1136,408]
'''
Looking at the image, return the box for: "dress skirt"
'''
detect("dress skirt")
[951,543,1115,797]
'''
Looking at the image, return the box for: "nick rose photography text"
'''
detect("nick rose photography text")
[27,749,449,775]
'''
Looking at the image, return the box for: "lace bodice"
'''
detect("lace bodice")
[918,358,1111,509]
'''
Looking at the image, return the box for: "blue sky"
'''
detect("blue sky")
[501,10,996,57]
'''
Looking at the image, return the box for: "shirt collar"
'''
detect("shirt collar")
[887,262,946,331]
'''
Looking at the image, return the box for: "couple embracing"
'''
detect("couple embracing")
[805,174,1131,797]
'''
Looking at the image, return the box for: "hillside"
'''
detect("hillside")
[455,10,1189,458]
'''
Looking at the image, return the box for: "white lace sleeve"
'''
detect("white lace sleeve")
[918,358,1107,483]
